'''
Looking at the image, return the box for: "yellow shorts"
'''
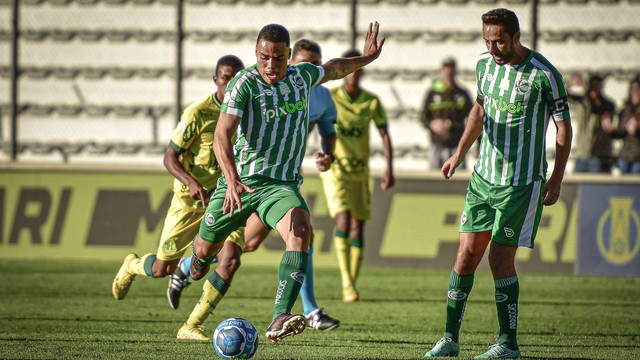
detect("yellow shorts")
[320,172,371,220]
[157,191,245,261]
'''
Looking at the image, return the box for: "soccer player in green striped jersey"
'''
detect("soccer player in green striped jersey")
[424,8,572,359]
[187,22,385,345]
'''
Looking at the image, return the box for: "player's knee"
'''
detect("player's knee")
[243,233,265,253]
[291,221,311,241]
[335,212,350,233]
[455,249,482,273]
[193,236,219,258]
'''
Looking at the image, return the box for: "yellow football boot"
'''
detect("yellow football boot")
[176,324,209,341]
[111,253,138,300]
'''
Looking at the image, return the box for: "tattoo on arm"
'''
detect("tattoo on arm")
[322,58,367,82]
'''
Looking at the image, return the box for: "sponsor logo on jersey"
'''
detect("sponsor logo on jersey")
[485,94,525,116]
[264,96,307,120]
[290,270,306,284]
[205,212,215,226]
[448,290,467,301]
[460,212,467,225]
[504,227,515,237]
[495,292,508,303]
[335,157,367,173]
[336,125,363,138]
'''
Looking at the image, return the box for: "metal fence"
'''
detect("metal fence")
[1,0,639,168]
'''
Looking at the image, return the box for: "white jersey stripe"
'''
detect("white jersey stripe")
[518,178,541,247]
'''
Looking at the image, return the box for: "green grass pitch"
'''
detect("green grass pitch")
[0,259,638,359]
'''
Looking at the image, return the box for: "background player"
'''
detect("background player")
[111,55,246,319]
[321,49,394,303]
[424,8,572,359]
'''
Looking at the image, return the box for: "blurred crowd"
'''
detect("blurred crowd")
[419,57,640,175]
[566,74,640,175]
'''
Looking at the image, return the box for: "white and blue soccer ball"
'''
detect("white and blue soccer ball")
[212,317,259,359]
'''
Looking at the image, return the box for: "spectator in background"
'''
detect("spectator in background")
[612,76,640,174]
[572,75,616,173]
[420,57,473,170]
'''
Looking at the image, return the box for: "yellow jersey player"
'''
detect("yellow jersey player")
[111,55,247,328]
[321,49,394,303]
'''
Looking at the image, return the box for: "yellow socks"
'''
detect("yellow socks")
[186,272,229,326]
[127,254,156,277]
[349,238,363,286]
[334,235,357,301]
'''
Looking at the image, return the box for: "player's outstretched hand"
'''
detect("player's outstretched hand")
[363,21,385,60]
[223,180,255,217]
[315,152,333,172]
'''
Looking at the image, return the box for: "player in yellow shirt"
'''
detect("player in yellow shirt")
[111,55,247,325]
[322,50,394,303]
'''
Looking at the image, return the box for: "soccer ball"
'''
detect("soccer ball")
[212,317,259,359]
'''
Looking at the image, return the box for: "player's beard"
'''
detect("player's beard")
[492,41,516,64]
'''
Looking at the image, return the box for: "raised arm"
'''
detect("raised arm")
[319,22,385,84]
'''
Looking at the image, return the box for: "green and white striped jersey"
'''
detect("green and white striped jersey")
[474,50,570,186]
[221,63,324,182]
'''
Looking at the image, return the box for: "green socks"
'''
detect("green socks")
[495,276,519,348]
[273,251,308,321]
[444,269,475,343]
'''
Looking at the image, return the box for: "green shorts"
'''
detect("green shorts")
[459,172,544,248]
[157,191,246,260]
[199,175,309,244]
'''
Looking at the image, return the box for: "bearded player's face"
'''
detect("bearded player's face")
[483,23,518,65]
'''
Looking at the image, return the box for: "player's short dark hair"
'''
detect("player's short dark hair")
[342,49,361,58]
[256,24,290,47]
[215,55,244,74]
[292,39,321,58]
[481,8,520,36]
